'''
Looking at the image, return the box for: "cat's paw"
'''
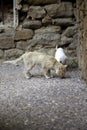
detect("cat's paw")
[25,75,31,79]
[50,75,53,78]
[45,75,51,79]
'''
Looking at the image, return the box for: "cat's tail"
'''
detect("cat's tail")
[4,54,24,66]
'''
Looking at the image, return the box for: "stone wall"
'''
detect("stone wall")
[77,0,87,83]
[0,0,77,67]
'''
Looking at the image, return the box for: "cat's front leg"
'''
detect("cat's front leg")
[23,63,33,79]
[23,69,32,79]
[43,68,51,79]
[47,70,54,78]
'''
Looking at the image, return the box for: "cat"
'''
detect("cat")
[55,47,68,64]
[4,51,67,79]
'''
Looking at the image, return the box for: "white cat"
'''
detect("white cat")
[55,47,67,64]
[4,51,67,79]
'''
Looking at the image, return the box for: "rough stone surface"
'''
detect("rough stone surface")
[27,39,59,50]
[4,49,24,59]
[33,26,61,41]
[27,6,46,19]
[17,0,22,4]
[67,57,78,68]
[22,20,42,29]
[16,41,30,50]
[21,4,29,12]
[42,15,52,26]
[62,26,77,37]
[0,63,87,130]
[35,26,61,33]
[68,34,78,50]
[14,29,34,41]
[33,33,60,41]
[0,34,15,49]
[34,26,60,40]
[44,2,73,18]
[27,0,59,5]
[60,36,73,46]
[52,18,73,26]
[67,50,77,57]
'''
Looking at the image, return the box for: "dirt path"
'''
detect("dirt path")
[0,63,87,130]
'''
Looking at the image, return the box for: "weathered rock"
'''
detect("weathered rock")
[27,0,59,5]
[0,34,15,49]
[14,29,34,41]
[62,26,77,37]
[0,50,4,58]
[21,4,29,12]
[59,36,73,46]
[17,0,22,4]
[16,41,30,50]
[67,57,78,68]
[35,26,61,33]
[16,4,22,10]
[68,34,78,50]
[4,28,14,35]
[33,26,61,41]
[22,20,42,29]
[44,2,73,18]
[33,33,60,41]
[27,6,46,19]
[66,49,77,57]
[27,39,59,50]
[42,15,52,26]
[4,49,24,59]
[52,18,73,26]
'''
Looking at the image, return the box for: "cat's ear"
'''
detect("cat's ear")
[64,65,68,68]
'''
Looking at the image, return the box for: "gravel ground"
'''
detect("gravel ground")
[0,62,87,130]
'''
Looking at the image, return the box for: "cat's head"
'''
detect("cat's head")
[56,64,67,78]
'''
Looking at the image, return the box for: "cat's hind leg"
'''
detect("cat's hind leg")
[23,64,33,79]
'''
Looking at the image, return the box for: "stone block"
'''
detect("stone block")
[62,26,77,37]
[33,26,61,41]
[16,41,30,50]
[27,6,46,19]
[27,0,58,5]
[60,36,73,46]
[52,18,73,26]
[44,2,73,18]
[27,39,60,50]
[35,26,61,33]
[0,34,15,49]
[22,4,29,12]
[22,20,42,29]
[14,29,34,41]
[42,15,52,26]
[68,34,78,50]
[4,49,24,59]
[33,33,60,41]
